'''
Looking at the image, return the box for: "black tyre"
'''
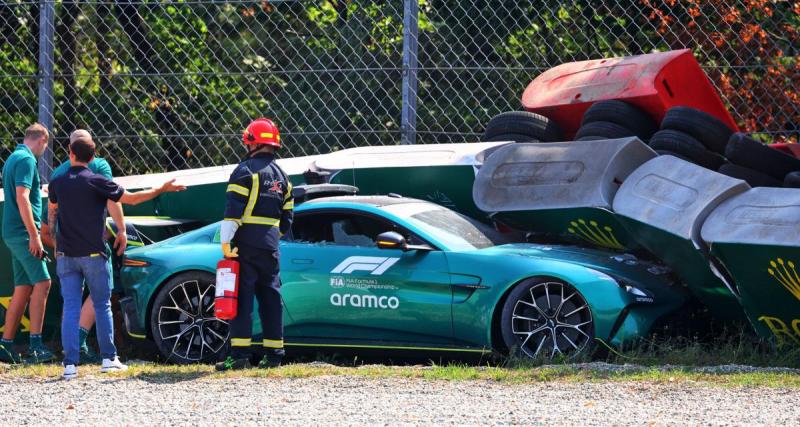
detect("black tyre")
[500,278,594,359]
[483,111,563,143]
[150,271,230,364]
[785,171,800,188]
[660,106,733,154]
[725,133,800,180]
[575,121,637,141]
[649,129,726,170]
[654,149,694,163]
[484,133,540,143]
[718,163,783,188]
[580,100,658,141]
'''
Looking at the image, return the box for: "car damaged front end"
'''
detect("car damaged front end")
[448,243,687,352]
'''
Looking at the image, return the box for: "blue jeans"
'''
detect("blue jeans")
[57,255,116,365]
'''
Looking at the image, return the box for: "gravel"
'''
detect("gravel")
[1,372,799,426]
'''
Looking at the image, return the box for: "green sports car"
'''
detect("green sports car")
[120,193,686,363]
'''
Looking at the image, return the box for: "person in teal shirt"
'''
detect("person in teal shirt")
[41,130,114,363]
[1,123,54,364]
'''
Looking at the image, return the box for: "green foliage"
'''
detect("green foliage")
[0,0,796,186]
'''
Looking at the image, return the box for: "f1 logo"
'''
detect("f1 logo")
[331,256,400,275]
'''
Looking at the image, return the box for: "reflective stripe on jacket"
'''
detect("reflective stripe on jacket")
[224,152,293,250]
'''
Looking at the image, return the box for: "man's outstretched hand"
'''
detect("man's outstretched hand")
[159,179,187,194]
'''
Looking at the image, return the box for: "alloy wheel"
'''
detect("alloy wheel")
[157,280,229,362]
[510,281,593,359]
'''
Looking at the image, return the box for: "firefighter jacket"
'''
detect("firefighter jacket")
[224,152,293,251]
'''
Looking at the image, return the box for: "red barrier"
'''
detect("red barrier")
[521,49,739,139]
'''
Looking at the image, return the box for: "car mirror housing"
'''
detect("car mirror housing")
[376,231,406,250]
[376,231,433,252]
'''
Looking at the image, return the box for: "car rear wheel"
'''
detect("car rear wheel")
[500,279,594,359]
[150,272,230,364]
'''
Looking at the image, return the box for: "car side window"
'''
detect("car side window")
[290,212,421,248]
[331,215,386,247]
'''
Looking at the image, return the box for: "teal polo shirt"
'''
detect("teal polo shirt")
[52,157,112,180]
[2,144,41,241]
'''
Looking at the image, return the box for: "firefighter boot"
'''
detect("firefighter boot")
[215,356,252,371]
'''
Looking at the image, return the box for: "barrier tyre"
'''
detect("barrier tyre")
[580,100,658,141]
[655,149,694,164]
[717,163,782,188]
[661,106,733,154]
[784,171,800,188]
[575,121,637,141]
[500,278,594,360]
[150,271,230,364]
[725,133,800,180]
[485,133,541,143]
[649,129,726,170]
[483,111,563,143]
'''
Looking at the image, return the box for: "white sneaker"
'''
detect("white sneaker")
[63,364,77,380]
[100,357,128,373]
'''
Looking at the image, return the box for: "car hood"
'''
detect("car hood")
[476,243,677,287]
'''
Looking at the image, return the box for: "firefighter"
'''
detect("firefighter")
[216,118,293,371]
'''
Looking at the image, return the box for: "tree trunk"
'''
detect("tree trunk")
[113,2,187,170]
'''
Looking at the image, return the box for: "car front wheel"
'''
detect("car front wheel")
[150,272,230,364]
[500,279,594,359]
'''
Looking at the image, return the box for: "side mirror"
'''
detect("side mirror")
[376,231,406,250]
[376,231,433,252]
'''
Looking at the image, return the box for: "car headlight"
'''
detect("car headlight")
[624,285,654,303]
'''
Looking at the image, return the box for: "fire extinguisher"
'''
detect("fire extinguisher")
[215,258,239,320]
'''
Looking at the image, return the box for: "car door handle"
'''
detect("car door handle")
[291,258,313,265]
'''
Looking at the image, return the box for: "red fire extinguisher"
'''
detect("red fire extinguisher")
[215,258,240,320]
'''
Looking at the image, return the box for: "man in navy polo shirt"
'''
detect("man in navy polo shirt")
[43,129,173,364]
[48,135,184,379]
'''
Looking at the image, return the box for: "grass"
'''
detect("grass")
[2,332,798,388]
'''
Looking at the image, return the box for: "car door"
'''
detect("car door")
[282,210,454,346]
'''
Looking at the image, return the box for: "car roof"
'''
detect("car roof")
[300,195,422,207]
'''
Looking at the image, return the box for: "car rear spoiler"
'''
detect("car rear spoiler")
[292,184,359,204]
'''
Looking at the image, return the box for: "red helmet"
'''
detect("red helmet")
[243,118,281,148]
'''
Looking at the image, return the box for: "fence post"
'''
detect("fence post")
[37,0,55,182]
[400,0,419,145]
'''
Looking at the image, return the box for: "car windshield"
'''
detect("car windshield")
[382,202,511,250]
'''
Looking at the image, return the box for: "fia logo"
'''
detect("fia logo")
[330,277,345,288]
[331,256,400,275]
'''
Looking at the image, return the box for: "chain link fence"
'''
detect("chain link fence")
[1,1,798,187]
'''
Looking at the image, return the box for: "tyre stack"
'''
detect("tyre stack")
[649,106,800,188]
[482,106,800,188]
[724,132,800,188]
[482,111,562,143]
[649,106,729,171]
[575,100,658,143]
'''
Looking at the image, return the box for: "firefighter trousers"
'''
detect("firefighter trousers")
[229,242,284,359]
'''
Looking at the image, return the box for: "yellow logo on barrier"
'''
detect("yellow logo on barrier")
[768,258,800,301]
[758,316,800,346]
[567,219,624,250]
[0,297,31,334]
